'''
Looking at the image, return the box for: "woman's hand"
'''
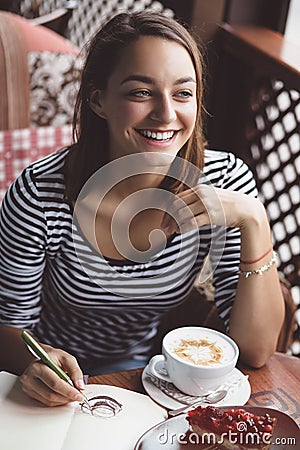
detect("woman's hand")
[19,345,85,406]
[161,184,264,233]
[161,184,284,368]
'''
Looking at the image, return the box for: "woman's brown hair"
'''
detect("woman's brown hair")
[64,11,206,202]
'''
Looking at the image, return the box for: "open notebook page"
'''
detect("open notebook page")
[0,371,167,450]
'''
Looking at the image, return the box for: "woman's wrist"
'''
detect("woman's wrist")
[238,251,277,278]
[240,244,273,265]
[239,200,273,264]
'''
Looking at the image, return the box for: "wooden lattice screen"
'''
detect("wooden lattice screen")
[248,80,299,278]
[214,24,300,356]
[247,77,300,355]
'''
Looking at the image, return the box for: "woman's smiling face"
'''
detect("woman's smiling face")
[91,35,198,162]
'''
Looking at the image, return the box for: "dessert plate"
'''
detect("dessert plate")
[142,365,251,409]
[134,406,300,450]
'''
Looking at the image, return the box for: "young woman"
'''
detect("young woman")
[0,11,284,406]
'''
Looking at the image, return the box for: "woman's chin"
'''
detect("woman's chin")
[137,150,176,168]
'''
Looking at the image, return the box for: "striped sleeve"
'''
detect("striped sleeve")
[0,167,46,329]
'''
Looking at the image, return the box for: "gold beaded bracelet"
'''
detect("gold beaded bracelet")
[238,251,277,278]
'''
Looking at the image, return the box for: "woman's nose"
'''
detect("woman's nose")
[150,95,177,123]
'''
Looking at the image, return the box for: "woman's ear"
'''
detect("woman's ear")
[89,89,107,119]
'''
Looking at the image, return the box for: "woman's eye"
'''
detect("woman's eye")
[129,90,151,98]
[177,90,193,98]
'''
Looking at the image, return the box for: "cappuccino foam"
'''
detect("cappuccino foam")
[173,338,223,366]
[167,331,236,366]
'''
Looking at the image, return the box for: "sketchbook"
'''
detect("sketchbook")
[0,371,167,450]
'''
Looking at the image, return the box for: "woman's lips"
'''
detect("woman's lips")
[136,129,178,147]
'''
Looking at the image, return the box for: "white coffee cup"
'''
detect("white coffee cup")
[148,326,239,396]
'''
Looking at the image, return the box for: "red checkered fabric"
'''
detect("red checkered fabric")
[0,125,72,202]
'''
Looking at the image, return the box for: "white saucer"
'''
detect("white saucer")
[142,365,251,410]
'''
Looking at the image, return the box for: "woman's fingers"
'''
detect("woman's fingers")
[161,186,209,233]
[40,344,85,392]
[161,184,247,233]
[19,349,85,406]
[55,350,85,391]
[21,370,80,406]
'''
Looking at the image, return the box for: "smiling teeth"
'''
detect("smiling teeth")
[139,130,175,141]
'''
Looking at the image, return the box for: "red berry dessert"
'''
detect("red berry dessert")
[187,406,277,450]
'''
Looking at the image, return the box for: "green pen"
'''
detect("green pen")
[22,330,91,409]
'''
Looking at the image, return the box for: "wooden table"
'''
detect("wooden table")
[89,352,300,427]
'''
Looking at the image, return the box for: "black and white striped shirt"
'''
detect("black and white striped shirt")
[0,148,257,365]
